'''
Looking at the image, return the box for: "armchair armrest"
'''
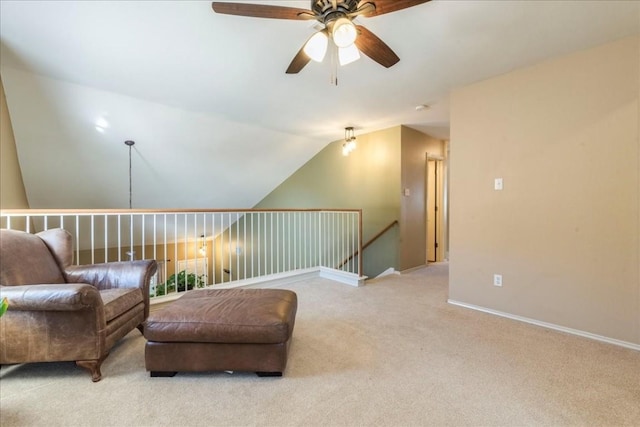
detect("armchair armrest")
[0,283,101,311]
[65,260,158,292]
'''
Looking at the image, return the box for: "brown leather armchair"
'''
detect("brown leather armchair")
[0,228,157,381]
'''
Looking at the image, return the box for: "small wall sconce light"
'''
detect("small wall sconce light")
[198,234,207,257]
[342,126,356,156]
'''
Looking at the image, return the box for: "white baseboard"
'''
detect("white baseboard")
[319,267,366,287]
[375,267,400,278]
[447,299,640,352]
[400,264,427,274]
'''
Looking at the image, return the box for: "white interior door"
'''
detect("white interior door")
[426,156,444,263]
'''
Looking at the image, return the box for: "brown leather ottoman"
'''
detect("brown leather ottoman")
[143,288,297,377]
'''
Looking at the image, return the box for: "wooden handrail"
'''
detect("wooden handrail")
[337,220,398,270]
[0,208,362,215]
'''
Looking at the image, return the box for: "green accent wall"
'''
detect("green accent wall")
[255,126,402,277]
[255,125,445,278]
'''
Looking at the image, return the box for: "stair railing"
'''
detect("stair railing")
[336,219,398,270]
[1,208,363,300]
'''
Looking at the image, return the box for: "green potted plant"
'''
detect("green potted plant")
[0,297,8,317]
[153,270,206,296]
[167,270,206,292]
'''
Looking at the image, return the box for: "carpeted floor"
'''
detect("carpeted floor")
[1,263,639,427]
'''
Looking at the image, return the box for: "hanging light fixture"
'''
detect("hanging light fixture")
[342,127,357,156]
[124,140,135,209]
[124,140,136,261]
[199,234,207,257]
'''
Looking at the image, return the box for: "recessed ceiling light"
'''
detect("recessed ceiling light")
[95,117,109,133]
[415,104,429,111]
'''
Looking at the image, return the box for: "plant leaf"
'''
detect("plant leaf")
[0,297,8,317]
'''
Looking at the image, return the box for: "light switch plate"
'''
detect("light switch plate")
[494,178,503,190]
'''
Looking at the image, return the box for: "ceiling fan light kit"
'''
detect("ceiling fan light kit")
[303,31,329,62]
[338,43,360,66]
[331,17,357,48]
[211,1,431,75]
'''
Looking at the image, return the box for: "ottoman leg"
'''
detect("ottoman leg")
[150,371,177,378]
[256,371,283,377]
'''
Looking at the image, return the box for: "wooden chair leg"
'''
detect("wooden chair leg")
[76,354,108,382]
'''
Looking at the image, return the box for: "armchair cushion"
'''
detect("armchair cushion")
[38,228,74,271]
[101,288,144,322]
[66,260,156,319]
[0,230,65,285]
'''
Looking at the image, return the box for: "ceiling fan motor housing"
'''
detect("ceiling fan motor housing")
[312,0,360,21]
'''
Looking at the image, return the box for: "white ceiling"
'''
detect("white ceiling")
[1,0,639,209]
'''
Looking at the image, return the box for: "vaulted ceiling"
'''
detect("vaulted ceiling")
[1,1,638,209]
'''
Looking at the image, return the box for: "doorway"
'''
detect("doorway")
[426,155,445,263]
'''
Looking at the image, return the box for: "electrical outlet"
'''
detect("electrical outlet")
[493,274,503,287]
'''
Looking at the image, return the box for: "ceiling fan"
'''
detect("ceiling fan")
[211,1,431,74]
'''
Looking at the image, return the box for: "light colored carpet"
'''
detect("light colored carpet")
[1,263,639,427]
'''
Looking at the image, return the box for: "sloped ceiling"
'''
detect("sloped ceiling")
[1,0,638,209]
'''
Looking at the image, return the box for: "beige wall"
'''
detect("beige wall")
[0,77,29,210]
[449,36,639,345]
[399,126,445,270]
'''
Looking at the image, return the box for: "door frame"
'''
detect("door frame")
[425,153,446,263]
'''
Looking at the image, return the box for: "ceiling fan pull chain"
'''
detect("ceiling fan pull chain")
[330,42,338,86]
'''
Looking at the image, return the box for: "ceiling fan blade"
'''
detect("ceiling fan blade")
[354,25,399,68]
[211,2,316,20]
[286,46,312,74]
[356,0,431,17]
